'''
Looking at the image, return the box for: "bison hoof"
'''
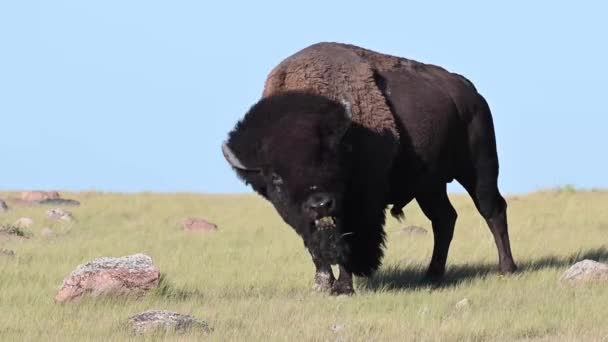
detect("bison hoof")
[312,280,333,292]
[329,282,354,296]
[423,265,446,284]
[422,272,444,284]
[499,262,517,274]
[312,271,335,292]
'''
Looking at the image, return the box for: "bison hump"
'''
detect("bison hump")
[263,42,399,143]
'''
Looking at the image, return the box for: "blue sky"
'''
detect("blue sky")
[1,1,606,194]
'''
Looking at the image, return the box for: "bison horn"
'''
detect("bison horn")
[340,99,353,119]
[222,143,256,171]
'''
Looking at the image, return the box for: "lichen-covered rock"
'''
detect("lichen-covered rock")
[181,218,217,232]
[128,310,211,335]
[47,208,74,222]
[560,259,608,285]
[55,254,160,303]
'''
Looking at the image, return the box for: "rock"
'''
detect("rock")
[128,310,211,335]
[47,208,74,222]
[560,259,608,285]
[330,324,345,333]
[14,217,34,227]
[41,227,55,238]
[21,191,60,203]
[181,218,218,232]
[0,248,15,257]
[39,198,81,206]
[55,253,161,303]
[0,199,8,212]
[455,298,470,309]
[399,225,428,235]
[0,223,31,239]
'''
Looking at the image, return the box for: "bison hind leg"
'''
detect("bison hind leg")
[458,172,517,274]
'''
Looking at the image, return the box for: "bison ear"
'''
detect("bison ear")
[322,99,352,150]
[222,143,261,172]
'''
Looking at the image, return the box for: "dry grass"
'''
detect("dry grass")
[1,190,607,341]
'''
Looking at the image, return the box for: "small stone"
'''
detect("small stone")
[330,324,345,333]
[399,226,428,235]
[128,310,211,335]
[0,248,15,257]
[41,228,55,238]
[0,199,8,212]
[14,217,34,227]
[47,208,74,222]
[55,253,161,303]
[455,298,470,309]
[181,218,217,232]
[560,259,608,285]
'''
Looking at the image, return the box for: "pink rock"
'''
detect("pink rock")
[181,218,218,232]
[21,191,60,203]
[55,254,160,303]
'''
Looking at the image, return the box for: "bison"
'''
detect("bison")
[222,42,517,295]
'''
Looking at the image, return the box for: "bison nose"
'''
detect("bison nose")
[304,193,335,216]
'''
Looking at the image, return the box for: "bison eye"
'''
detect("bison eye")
[271,173,284,187]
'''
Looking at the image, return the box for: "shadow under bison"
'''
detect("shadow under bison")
[358,246,608,291]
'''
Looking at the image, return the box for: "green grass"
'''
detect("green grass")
[1,190,607,341]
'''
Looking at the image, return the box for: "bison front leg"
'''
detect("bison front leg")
[311,258,335,292]
[330,265,355,296]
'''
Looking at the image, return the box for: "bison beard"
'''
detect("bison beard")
[222,42,517,296]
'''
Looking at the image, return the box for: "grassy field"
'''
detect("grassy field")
[1,190,607,341]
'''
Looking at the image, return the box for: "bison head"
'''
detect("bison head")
[223,92,354,265]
